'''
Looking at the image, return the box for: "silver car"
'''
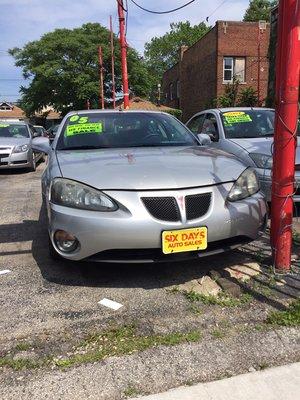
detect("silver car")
[186,107,300,203]
[32,110,267,263]
[0,120,44,171]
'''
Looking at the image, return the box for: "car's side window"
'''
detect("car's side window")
[186,114,205,134]
[202,113,219,142]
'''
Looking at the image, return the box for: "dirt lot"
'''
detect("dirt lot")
[0,164,299,399]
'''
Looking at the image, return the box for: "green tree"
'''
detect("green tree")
[144,21,210,86]
[9,23,151,116]
[243,0,277,22]
[238,87,259,106]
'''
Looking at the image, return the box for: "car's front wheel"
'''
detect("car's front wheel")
[29,153,36,172]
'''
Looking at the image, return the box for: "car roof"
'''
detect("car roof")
[216,107,274,113]
[65,109,171,116]
[0,119,27,125]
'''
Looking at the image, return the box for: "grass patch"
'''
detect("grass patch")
[0,326,202,371]
[124,385,140,398]
[189,304,202,315]
[53,325,202,369]
[211,329,226,339]
[266,299,300,327]
[0,357,40,371]
[15,342,31,352]
[184,291,252,307]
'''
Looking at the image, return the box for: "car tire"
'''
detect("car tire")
[48,236,63,261]
[29,153,36,172]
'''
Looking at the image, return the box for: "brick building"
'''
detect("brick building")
[162,21,270,121]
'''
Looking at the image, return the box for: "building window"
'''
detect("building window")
[169,83,174,100]
[223,57,245,83]
[176,80,180,99]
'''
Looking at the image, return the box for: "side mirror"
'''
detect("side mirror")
[197,133,212,146]
[32,137,51,154]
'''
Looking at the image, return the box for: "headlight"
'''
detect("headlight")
[13,144,29,153]
[227,168,259,202]
[50,178,118,211]
[249,153,273,169]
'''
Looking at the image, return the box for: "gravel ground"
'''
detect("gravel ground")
[0,164,299,399]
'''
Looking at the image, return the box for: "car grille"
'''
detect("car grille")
[0,153,9,159]
[185,193,212,221]
[142,197,180,222]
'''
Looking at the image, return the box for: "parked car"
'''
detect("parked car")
[0,120,44,171]
[32,110,267,262]
[186,108,300,203]
[47,124,60,142]
[34,125,48,137]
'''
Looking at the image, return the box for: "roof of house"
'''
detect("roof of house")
[35,106,61,120]
[0,102,25,119]
[120,97,178,112]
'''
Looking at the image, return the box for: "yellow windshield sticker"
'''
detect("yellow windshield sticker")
[69,115,89,124]
[70,115,79,122]
[0,124,9,128]
[66,122,103,136]
[223,112,252,124]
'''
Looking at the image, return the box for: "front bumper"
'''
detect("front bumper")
[47,183,267,262]
[256,168,300,203]
[0,148,31,169]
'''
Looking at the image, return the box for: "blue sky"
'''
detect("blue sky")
[0,0,249,102]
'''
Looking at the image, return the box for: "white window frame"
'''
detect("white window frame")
[223,57,245,83]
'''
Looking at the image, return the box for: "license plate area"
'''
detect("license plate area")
[162,227,207,254]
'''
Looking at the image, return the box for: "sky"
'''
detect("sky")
[0,0,249,102]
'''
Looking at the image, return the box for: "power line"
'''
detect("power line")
[129,0,196,14]
[205,0,229,22]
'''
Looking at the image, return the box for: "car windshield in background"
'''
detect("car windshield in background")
[220,110,276,139]
[0,123,29,138]
[34,127,44,134]
[56,112,198,150]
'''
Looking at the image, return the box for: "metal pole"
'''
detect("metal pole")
[257,24,261,106]
[270,0,300,272]
[117,0,130,109]
[98,46,105,110]
[86,99,90,110]
[110,15,116,109]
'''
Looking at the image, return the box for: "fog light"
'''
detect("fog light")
[54,230,79,253]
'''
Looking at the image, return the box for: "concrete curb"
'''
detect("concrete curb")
[132,362,300,400]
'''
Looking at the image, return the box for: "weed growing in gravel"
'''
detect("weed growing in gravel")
[211,329,226,339]
[0,326,203,371]
[52,325,202,369]
[184,291,252,307]
[123,385,141,398]
[266,299,300,326]
[15,342,31,352]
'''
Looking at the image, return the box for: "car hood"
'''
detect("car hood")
[56,146,246,190]
[0,137,30,147]
[229,137,300,163]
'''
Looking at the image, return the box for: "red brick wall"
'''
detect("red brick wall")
[180,27,218,121]
[161,21,270,122]
[216,21,270,102]
[162,63,180,109]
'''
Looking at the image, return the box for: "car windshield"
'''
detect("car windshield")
[0,123,29,138]
[221,109,277,139]
[56,112,198,150]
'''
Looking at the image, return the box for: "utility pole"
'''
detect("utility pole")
[98,46,104,110]
[157,83,161,106]
[110,15,116,109]
[257,23,261,105]
[270,0,300,272]
[117,0,130,109]
[86,99,90,110]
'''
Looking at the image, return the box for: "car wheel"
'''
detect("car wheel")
[29,153,36,172]
[48,236,63,261]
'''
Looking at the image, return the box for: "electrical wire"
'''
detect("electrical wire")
[205,0,229,22]
[129,0,196,14]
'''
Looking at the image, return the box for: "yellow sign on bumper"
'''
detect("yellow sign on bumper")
[162,227,207,254]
